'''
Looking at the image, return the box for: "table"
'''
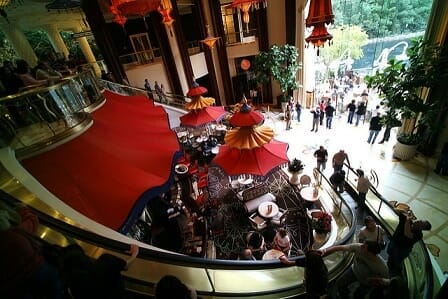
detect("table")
[262,249,284,260]
[300,186,320,202]
[258,201,279,218]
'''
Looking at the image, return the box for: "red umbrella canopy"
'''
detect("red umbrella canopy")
[180,106,227,127]
[212,140,289,176]
[187,81,208,97]
[230,102,264,127]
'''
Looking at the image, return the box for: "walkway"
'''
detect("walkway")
[260,107,448,274]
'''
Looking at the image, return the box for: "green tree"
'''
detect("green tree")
[253,44,301,100]
[319,25,368,66]
[332,0,432,38]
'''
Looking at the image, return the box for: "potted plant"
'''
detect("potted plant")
[366,38,448,160]
[288,158,304,185]
[253,44,301,112]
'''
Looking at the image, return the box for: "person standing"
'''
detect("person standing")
[387,211,432,276]
[330,169,345,193]
[319,100,326,125]
[295,101,302,122]
[367,112,382,144]
[285,104,292,130]
[321,240,389,298]
[280,250,329,299]
[160,83,167,103]
[314,145,328,172]
[347,99,356,124]
[356,169,371,209]
[355,102,366,126]
[325,100,335,129]
[310,107,320,132]
[154,81,162,102]
[332,149,350,172]
[358,216,386,245]
[144,78,153,99]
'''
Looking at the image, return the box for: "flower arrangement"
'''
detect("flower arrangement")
[312,211,332,234]
[288,158,304,173]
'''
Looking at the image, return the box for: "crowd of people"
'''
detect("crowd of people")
[0,52,82,97]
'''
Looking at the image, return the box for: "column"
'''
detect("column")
[43,24,69,59]
[295,0,308,106]
[72,25,100,76]
[0,23,38,66]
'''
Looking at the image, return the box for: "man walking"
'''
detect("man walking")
[325,101,335,129]
[367,112,382,144]
[314,145,328,172]
[347,99,356,124]
[310,107,320,133]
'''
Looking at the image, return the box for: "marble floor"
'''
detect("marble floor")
[257,108,448,275]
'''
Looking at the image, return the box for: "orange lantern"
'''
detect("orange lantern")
[228,0,267,33]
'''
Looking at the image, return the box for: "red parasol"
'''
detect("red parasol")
[212,140,289,176]
[230,102,264,127]
[187,81,208,97]
[180,106,227,127]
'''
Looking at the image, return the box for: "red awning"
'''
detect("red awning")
[21,90,180,231]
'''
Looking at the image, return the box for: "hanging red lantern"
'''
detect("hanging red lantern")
[110,0,160,26]
[305,0,335,52]
[228,0,267,33]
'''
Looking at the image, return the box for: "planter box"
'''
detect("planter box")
[393,141,418,161]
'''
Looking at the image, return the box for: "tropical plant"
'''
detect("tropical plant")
[253,44,301,102]
[312,211,332,234]
[365,38,448,145]
[288,158,304,173]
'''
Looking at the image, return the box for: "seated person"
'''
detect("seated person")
[247,231,265,260]
[273,228,291,256]
[15,59,47,87]
[34,60,63,81]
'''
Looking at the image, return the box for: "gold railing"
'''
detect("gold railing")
[0,71,104,155]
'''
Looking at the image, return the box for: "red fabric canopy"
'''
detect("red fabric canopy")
[212,140,289,176]
[21,90,180,231]
[180,106,227,127]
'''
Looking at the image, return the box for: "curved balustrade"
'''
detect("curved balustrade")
[0,71,104,154]
[0,78,436,297]
[344,164,434,299]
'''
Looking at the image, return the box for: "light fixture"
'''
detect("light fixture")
[109,0,160,27]
[228,0,267,33]
[200,25,221,49]
[158,0,174,26]
[305,0,335,54]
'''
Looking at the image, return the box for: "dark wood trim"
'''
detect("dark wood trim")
[255,6,272,104]
[194,0,221,105]
[81,0,126,84]
[210,0,233,105]
[285,0,296,46]
[149,11,183,96]
[171,1,195,87]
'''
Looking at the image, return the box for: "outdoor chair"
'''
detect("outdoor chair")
[249,213,267,230]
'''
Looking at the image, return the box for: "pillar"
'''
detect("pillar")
[0,23,38,66]
[295,0,308,106]
[72,25,100,76]
[43,24,69,59]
